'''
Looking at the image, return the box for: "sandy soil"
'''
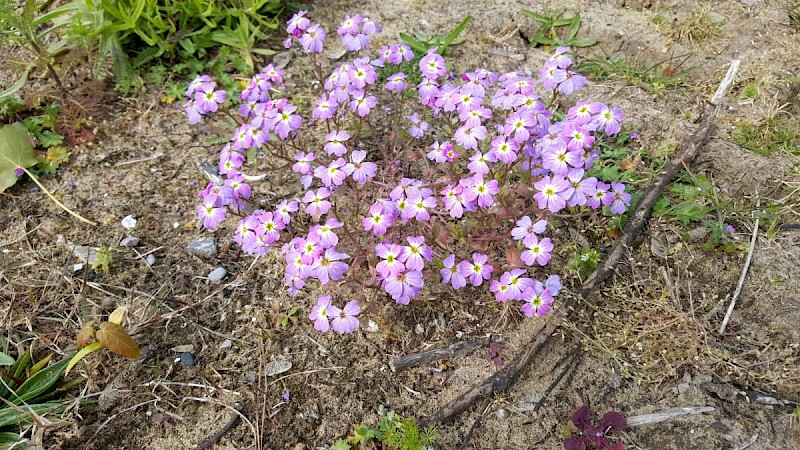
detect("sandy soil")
[1,0,799,449]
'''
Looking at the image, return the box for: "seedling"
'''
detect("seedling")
[577,54,692,98]
[333,410,439,450]
[399,16,472,55]
[66,306,142,375]
[522,7,597,49]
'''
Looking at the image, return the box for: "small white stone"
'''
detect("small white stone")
[208,267,227,282]
[121,215,137,230]
[366,320,379,333]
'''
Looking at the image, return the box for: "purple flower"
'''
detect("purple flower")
[13,166,25,177]
[302,187,332,216]
[299,23,326,53]
[521,236,554,266]
[311,248,349,284]
[350,91,377,116]
[558,70,586,95]
[520,282,554,317]
[386,73,407,92]
[462,175,499,208]
[587,181,611,209]
[343,150,377,184]
[408,112,430,138]
[196,198,227,229]
[454,125,487,150]
[286,10,310,35]
[511,216,548,247]
[194,82,226,113]
[292,151,315,174]
[186,74,212,97]
[281,390,290,401]
[419,49,446,79]
[441,254,467,289]
[275,200,299,225]
[328,300,361,334]
[609,182,631,214]
[324,130,350,156]
[313,94,338,120]
[504,110,535,143]
[184,100,203,124]
[403,193,436,222]
[468,151,492,175]
[375,243,405,278]
[274,105,302,139]
[311,218,343,249]
[458,253,493,287]
[314,158,347,187]
[362,202,393,236]
[489,136,518,164]
[534,175,570,212]
[399,236,432,271]
[309,295,332,332]
[382,270,424,304]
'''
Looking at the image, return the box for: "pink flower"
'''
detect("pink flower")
[328,300,361,334]
[610,182,631,214]
[299,23,326,53]
[511,216,548,247]
[521,236,554,266]
[458,253,493,287]
[311,218,343,248]
[386,73,408,92]
[315,158,347,187]
[441,254,467,289]
[286,10,310,35]
[275,200,299,225]
[403,193,436,222]
[309,295,333,332]
[462,175,499,208]
[593,105,624,135]
[399,236,432,271]
[350,91,377,116]
[382,270,424,304]
[375,243,405,278]
[489,136,518,164]
[343,150,377,184]
[408,112,430,138]
[534,175,570,212]
[311,248,349,284]
[520,282,554,317]
[419,49,446,79]
[454,125,487,150]
[362,202,393,236]
[313,94,338,120]
[303,187,332,216]
[504,110,535,143]
[197,198,226,229]
[324,130,350,156]
[194,82,226,113]
[468,151,493,175]
[274,105,302,139]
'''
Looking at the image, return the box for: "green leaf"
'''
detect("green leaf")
[0,65,33,101]
[0,401,69,427]
[0,353,13,366]
[11,358,69,405]
[0,432,21,444]
[567,13,581,40]
[521,10,548,22]
[570,38,597,47]
[329,439,350,450]
[66,342,103,375]
[398,32,427,53]
[0,123,38,193]
[443,16,472,50]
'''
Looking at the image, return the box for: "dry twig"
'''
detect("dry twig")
[719,197,760,334]
[390,335,500,371]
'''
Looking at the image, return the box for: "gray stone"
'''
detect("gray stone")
[119,236,140,247]
[180,352,195,366]
[265,357,292,377]
[219,339,233,350]
[146,254,156,266]
[208,267,227,282]
[187,239,217,257]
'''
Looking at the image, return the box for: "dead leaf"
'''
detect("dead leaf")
[76,321,96,347]
[97,322,141,359]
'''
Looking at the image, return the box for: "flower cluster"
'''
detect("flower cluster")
[309,295,361,334]
[186,11,633,335]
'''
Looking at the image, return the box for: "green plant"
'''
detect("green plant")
[675,7,723,44]
[738,82,759,101]
[279,306,301,328]
[733,116,799,156]
[522,7,597,49]
[0,0,82,100]
[0,341,86,447]
[566,247,601,279]
[334,411,438,450]
[90,247,113,274]
[72,0,295,89]
[577,54,691,98]
[399,15,472,56]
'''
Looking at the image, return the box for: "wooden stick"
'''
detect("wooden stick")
[390,335,500,371]
[194,404,243,450]
[420,110,719,426]
[719,197,760,334]
[626,406,714,427]
[532,341,582,414]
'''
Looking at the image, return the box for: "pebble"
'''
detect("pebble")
[145,254,156,266]
[265,357,292,377]
[121,215,137,230]
[180,352,195,366]
[365,320,379,333]
[119,236,140,247]
[496,408,509,419]
[219,339,233,350]
[208,267,227,282]
[187,239,217,257]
